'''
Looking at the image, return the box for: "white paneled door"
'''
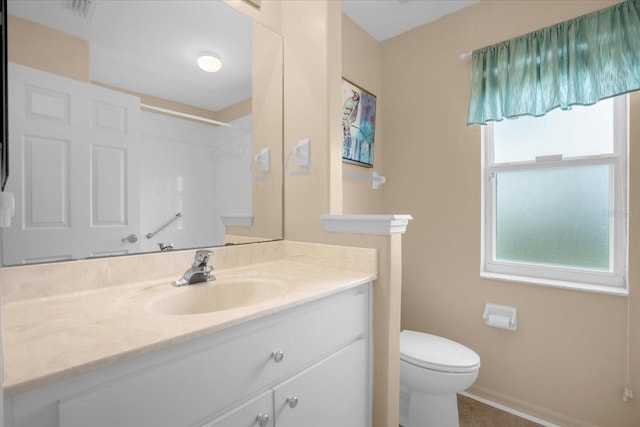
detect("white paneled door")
[3,64,140,265]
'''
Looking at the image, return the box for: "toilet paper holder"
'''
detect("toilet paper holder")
[483,303,517,331]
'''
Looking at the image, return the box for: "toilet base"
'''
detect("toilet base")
[406,390,460,427]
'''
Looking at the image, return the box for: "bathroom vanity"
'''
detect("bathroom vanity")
[1,243,376,427]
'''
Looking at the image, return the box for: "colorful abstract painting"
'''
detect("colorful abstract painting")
[341,78,376,167]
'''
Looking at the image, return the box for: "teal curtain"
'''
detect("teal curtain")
[467,0,640,125]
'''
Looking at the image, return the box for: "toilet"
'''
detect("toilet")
[399,330,481,427]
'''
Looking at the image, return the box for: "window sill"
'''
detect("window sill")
[480,271,628,297]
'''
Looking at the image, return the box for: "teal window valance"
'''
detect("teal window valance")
[467,0,640,125]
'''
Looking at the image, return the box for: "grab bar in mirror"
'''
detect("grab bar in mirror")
[146,212,183,239]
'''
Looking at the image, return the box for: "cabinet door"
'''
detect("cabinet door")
[202,390,273,427]
[273,339,367,427]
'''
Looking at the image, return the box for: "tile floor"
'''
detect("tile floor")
[458,395,544,427]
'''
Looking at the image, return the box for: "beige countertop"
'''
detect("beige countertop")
[2,259,375,397]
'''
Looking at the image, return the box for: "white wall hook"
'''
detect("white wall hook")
[286,138,310,175]
[255,148,270,173]
[252,147,270,181]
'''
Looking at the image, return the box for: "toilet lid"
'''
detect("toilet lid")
[400,330,480,373]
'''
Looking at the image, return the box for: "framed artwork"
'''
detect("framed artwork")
[341,78,376,167]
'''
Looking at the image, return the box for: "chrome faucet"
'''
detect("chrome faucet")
[172,249,215,287]
[158,242,174,252]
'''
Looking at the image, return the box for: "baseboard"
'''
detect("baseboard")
[463,385,600,427]
[459,391,559,426]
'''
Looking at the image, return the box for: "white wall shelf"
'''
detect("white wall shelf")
[321,214,412,235]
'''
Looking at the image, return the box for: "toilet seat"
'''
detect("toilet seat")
[400,330,480,373]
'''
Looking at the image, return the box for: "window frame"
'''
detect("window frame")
[481,96,629,295]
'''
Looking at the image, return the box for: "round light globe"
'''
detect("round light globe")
[197,53,222,73]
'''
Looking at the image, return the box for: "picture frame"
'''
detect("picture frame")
[341,78,376,168]
[243,0,261,8]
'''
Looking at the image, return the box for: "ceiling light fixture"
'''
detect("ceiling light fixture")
[197,52,223,73]
[61,0,97,19]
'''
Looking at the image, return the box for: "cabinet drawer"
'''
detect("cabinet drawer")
[201,390,273,427]
[58,287,368,427]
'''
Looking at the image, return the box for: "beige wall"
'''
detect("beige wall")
[279,2,402,425]
[282,0,342,240]
[340,16,403,426]
[92,81,251,125]
[342,15,384,214]
[237,21,284,240]
[381,1,639,426]
[7,15,90,81]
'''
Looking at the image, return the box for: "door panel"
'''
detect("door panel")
[4,63,140,264]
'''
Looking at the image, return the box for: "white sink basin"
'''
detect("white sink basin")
[146,279,289,315]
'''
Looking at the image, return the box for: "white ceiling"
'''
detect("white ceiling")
[7,0,252,112]
[342,0,478,41]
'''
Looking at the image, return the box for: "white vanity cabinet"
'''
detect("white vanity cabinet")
[4,284,371,427]
[272,339,367,427]
[205,339,366,427]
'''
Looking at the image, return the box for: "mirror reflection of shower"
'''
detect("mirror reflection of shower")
[139,114,253,255]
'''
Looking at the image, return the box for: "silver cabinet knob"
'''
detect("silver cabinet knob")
[256,414,269,426]
[286,396,299,409]
[271,350,284,363]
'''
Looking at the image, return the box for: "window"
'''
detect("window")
[482,96,628,294]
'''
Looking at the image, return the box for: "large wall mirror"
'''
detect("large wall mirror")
[2,0,283,266]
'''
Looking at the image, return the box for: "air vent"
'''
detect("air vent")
[61,0,96,19]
